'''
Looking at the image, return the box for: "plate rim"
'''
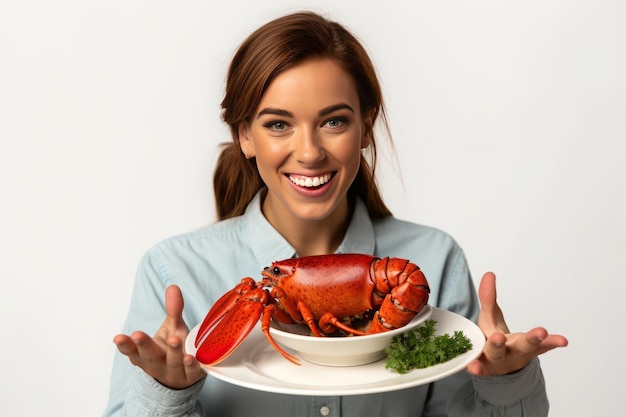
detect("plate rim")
[185,306,485,396]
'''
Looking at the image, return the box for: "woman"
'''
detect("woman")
[104,11,567,416]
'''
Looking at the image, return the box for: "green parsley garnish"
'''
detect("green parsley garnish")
[385,319,473,374]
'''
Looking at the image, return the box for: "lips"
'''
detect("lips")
[288,172,334,188]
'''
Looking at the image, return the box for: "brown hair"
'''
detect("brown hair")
[214,11,393,220]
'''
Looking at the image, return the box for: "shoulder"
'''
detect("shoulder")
[371,216,468,281]
[373,216,461,253]
[372,216,476,315]
[135,215,253,280]
[135,215,261,294]
[147,216,248,259]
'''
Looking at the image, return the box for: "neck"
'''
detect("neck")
[289,219,349,257]
[262,198,352,257]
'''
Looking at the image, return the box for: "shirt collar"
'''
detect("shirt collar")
[242,190,376,268]
[337,197,376,255]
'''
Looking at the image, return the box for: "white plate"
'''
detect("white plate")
[185,307,485,396]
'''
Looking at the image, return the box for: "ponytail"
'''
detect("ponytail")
[213,143,263,220]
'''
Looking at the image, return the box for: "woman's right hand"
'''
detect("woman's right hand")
[113,285,206,389]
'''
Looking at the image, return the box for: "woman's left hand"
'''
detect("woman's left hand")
[466,272,568,377]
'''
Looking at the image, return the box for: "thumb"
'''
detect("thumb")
[154,285,190,343]
[477,272,509,334]
[478,272,497,311]
[165,285,185,325]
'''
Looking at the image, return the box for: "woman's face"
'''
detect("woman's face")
[239,58,370,227]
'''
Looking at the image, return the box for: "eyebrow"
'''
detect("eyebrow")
[256,103,355,119]
[257,108,293,119]
[319,103,355,116]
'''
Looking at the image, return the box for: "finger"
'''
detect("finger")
[131,331,166,364]
[465,359,483,376]
[183,352,200,367]
[545,334,569,348]
[478,272,498,314]
[524,327,569,353]
[159,335,206,389]
[478,272,496,303]
[114,331,163,368]
[165,334,186,373]
[466,332,507,377]
[165,285,185,324]
[183,354,206,382]
[477,272,509,334]
[483,332,507,361]
[155,285,188,343]
[165,336,204,375]
[527,327,549,346]
[113,334,139,357]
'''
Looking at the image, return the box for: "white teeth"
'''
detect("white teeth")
[289,173,331,188]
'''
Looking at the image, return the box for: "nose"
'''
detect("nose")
[293,127,325,164]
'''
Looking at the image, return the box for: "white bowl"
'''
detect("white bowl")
[268,305,432,367]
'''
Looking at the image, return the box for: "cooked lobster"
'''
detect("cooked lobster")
[194,254,430,365]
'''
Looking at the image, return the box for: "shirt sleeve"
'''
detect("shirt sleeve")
[102,249,206,417]
[115,368,205,417]
[447,358,548,416]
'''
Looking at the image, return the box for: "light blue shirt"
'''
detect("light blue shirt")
[103,191,548,417]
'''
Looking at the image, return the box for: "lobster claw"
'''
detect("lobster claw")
[195,285,300,365]
[194,278,301,366]
[195,297,265,365]
[194,278,256,348]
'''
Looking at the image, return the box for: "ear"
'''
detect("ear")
[238,123,255,159]
[361,109,376,149]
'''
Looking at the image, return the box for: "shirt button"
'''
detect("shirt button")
[319,405,331,416]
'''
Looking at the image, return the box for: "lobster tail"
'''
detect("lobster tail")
[369,257,430,333]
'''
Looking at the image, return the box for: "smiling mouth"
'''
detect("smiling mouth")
[288,172,335,188]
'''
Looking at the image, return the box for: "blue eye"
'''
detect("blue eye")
[264,120,289,131]
[323,117,348,129]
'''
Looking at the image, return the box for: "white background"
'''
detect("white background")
[1,1,624,415]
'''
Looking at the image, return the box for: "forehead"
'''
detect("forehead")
[257,59,361,114]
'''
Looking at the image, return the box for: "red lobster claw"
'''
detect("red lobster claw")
[195,295,264,365]
[194,278,299,366]
[194,278,262,365]
[194,278,256,347]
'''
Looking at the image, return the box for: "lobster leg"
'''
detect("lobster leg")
[294,301,325,336]
[319,312,369,336]
[260,305,300,365]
